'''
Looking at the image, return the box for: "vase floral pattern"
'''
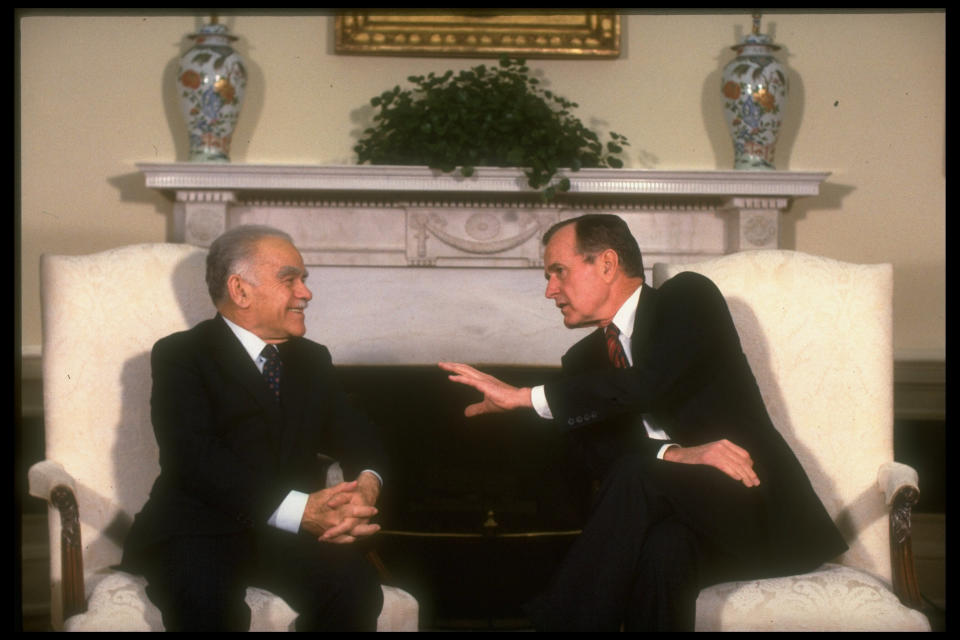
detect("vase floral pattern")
[721,33,787,170]
[178,24,246,162]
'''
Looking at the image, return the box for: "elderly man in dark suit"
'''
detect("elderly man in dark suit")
[122,225,386,631]
[440,214,847,631]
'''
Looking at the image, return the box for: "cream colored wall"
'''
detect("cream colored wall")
[18,11,945,360]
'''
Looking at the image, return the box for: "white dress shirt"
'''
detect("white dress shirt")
[220,315,381,533]
[531,285,677,459]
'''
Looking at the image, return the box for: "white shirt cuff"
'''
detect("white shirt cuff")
[268,490,310,533]
[360,469,383,486]
[531,385,553,419]
[657,443,678,460]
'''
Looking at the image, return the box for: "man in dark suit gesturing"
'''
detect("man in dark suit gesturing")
[440,214,847,631]
[122,225,386,631]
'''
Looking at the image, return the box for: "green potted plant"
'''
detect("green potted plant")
[354,56,629,200]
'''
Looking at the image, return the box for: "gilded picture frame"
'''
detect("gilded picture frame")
[334,10,620,59]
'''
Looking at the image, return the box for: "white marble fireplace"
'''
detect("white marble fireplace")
[139,163,828,367]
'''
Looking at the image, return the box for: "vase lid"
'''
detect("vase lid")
[188,23,237,42]
[732,14,780,51]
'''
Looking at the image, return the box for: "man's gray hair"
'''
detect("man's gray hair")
[542,214,645,279]
[206,225,294,305]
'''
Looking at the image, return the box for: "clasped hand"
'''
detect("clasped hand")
[301,477,381,544]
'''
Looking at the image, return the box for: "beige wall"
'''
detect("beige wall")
[18,10,945,360]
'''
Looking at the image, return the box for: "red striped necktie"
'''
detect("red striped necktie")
[605,324,629,368]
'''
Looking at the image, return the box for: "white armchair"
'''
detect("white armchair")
[29,243,418,631]
[652,250,930,631]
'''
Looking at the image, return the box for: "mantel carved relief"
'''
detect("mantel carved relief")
[407,207,556,267]
[139,164,830,272]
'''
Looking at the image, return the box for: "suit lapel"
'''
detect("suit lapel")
[275,339,312,461]
[630,283,658,365]
[580,328,614,371]
[208,315,284,423]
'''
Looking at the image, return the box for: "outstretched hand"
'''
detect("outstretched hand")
[662,438,761,488]
[438,362,533,417]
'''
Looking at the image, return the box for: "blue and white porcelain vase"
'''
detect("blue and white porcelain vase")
[721,15,788,170]
[177,22,247,162]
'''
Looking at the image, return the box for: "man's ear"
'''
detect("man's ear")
[226,274,250,309]
[600,248,620,282]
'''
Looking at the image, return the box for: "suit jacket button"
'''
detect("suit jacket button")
[568,418,576,426]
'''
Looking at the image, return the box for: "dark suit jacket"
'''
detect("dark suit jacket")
[123,315,385,568]
[544,272,848,575]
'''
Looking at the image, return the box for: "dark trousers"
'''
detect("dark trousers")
[141,527,383,631]
[524,452,768,631]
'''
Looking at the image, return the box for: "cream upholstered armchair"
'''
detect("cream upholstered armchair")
[651,250,930,631]
[29,243,419,631]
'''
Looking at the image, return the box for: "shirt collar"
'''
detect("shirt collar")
[220,314,271,364]
[611,283,644,339]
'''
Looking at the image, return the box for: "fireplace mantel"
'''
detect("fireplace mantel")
[137,163,829,366]
[138,163,827,198]
[138,163,829,269]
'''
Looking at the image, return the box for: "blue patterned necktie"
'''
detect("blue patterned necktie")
[261,345,282,401]
[605,324,629,369]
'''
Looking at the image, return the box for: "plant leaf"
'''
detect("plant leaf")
[355,56,630,197]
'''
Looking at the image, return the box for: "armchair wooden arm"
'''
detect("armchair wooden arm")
[28,460,86,621]
[879,461,923,609]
